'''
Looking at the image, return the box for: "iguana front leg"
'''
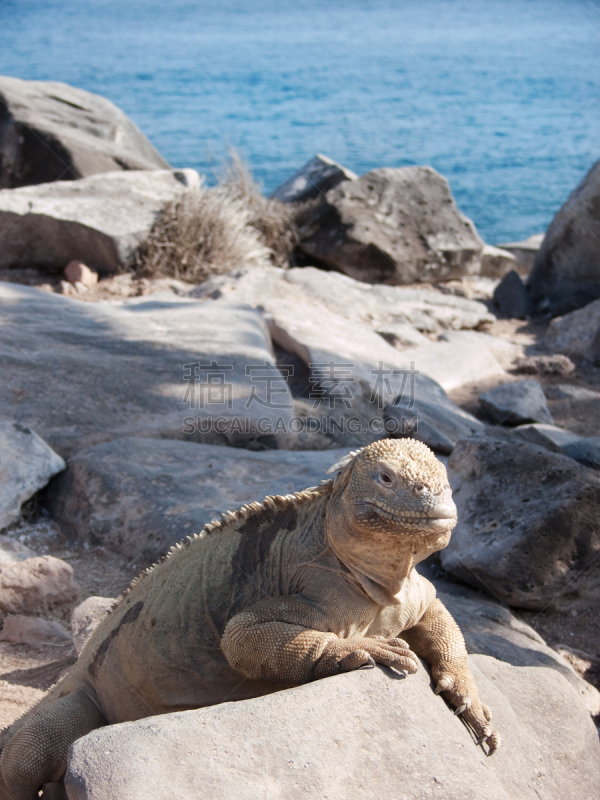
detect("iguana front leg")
[403,598,501,753]
[221,595,419,684]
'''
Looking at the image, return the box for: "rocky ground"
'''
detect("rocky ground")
[0,267,599,736]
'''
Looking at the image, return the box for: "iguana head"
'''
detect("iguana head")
[326,438,457,603]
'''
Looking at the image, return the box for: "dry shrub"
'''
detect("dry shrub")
[135,151,296,282]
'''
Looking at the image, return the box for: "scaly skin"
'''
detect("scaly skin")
[0,438,500,799]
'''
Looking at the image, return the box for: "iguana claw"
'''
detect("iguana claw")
[454,699,471,716]
[359,655,377,670]
[434,677,452,694]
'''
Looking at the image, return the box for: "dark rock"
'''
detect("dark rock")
[562,437,600,469]
[0,75,170,189]
[543,299,600,366]
[295,166,484,285]
[479,379,553,425]
[493,270,532,319]
[269,153,357,204]
[0,169,201,274]
[440,434,600,612]
[527,160,600,315]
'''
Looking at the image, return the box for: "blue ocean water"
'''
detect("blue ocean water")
[1,0,598,243]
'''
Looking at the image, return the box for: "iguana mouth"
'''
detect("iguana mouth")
[370,500,456,526]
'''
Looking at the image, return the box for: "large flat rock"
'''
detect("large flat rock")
[65,573,600,800]
[49,440,347,564]
[527,160,600,315]
[440,433,600,612]
[0,421,65,529]
[0,169,201,274]
[262,298,484,453]
[192,265,494,334]
[0,284,293,457]
[295,166,485,284]
[0,75,170,189]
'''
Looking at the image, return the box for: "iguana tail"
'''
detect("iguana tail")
[0,691,106,800]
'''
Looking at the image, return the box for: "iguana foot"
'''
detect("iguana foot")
[433,672,501,754]
[315,636,419,679]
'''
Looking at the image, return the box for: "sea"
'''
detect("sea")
[1,0,599,244]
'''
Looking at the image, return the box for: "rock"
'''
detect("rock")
[0,169,202,274]
[511,423,600,468]
[375,323,430,349]
[479,245,518,279]
[527,160,600,315]
[545,384,600,402]
[64,261,98,287]
[0,284,293,457]
[493,270,532,319]
[65,579,600,800]
[49,440,349,563]
[562,437,600,470]
[0,74,170,189]
[543,299,600,365]
[496,234,544,275]
[513,422,582,454]
[192,265,494,334]
[263,298,483,452]
[0,555,79,618]
[512,354,575,377]
[269,153,357,204]
[71,597,114,655]
[394,331,513,392]
[0,421,66,530]
[0,535,35,564]
[440,434,600,612]
[0,614,71,646]
[295,166,484,284]
[479,379,553,425]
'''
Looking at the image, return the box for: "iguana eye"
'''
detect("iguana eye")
[379,472,393,486]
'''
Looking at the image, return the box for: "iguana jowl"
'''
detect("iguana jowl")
[0,438,500,799]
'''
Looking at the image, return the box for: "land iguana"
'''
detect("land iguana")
[0,438,500,799]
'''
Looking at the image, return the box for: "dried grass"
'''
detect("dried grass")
[135,151,296,282]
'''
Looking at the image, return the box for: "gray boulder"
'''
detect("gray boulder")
[479,379,553,425]
[0,75,170,189]
[543,298,600,366]
[440,434,600,612]
[269,153,357,204]
[527,160,600,315]
[64,573,600,800]
[192,265,494,334]
[0,284,294,457]
[0,168,201,274]
[295,166,484,284]
[0,421,65,530]
[49,440,347,564]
